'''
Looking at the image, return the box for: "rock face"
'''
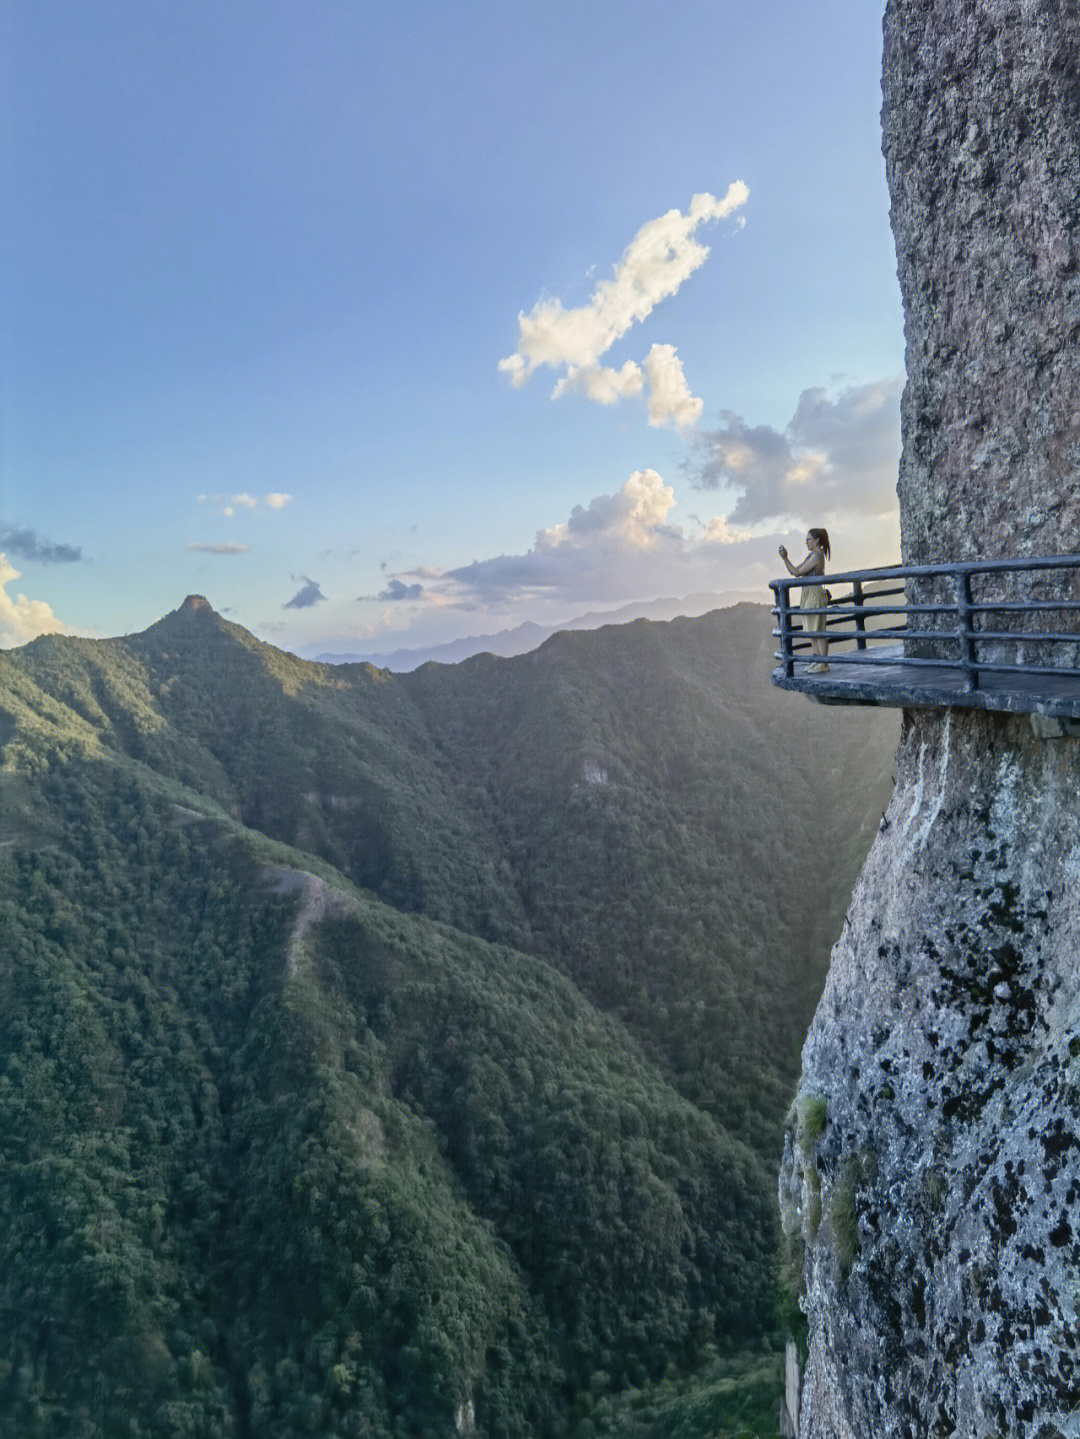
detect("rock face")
[883,0,1080,572]
[782,711,1080,1436]
[780,5,1080,1436]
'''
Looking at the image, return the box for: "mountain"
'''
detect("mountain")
[317,619,554,668]
[1,598,897,1437]
[315,591,763,669]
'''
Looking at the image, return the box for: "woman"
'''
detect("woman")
[778,528,831,672]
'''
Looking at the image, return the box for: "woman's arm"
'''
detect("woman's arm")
[778,547,824,577]
[791,552,825,577]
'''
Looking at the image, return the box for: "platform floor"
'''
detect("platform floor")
[772,644,1080,720]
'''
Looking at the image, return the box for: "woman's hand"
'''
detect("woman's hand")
[778,545,788,560]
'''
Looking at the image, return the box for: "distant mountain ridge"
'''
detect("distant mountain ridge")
[315,589,764,668]
[1,598,897,1437]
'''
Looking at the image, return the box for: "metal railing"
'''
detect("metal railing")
[770,554,1080,692]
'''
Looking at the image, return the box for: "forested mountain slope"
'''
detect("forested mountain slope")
[0,601,896,1437]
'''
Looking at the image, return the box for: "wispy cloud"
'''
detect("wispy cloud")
[500,184,748,430]
[284,576,326,609]
[0,554,74,647]
[0,525,83,564]
[684,378,902,526]
[186,542,250,555]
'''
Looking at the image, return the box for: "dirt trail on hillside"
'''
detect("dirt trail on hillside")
[262,865,361,979]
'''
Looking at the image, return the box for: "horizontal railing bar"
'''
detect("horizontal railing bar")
[774,651,1080,679]
[830,587,909,601]
[810,603,941,616]
[776,624,911,637]
[778,623,1080,645]
[772,591,910,610]
[786,627,945,642]
[769,552,1080,591]
[778,634,914,650]
[774,624,912,637]
[781,633,912,647]
[825,601,914,612]
[774,651,970,670]
[967,630,1080,643]
[970,660,1080,679]
[970,600,1080,613]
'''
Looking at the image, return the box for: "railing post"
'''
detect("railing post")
[774,581,795,678]
[956,569,979,691]
[853,578,867,651]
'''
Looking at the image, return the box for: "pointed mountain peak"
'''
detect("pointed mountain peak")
[144,594,233,638]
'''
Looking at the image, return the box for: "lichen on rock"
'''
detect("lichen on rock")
[786,711,1080,1435]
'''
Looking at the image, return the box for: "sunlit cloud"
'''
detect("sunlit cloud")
[0,554,75,647]
[264,493,292,509]
[501,186,748,382]
[552,360,643,406]
[684,378,902,526]
[642,344,703,431]
[377,470,763,610]
[500,185,748,430]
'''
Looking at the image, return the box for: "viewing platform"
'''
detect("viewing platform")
[770,554,1080,725]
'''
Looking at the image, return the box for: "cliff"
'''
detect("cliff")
[781,4,1080,1436]
[883,0,1080,572]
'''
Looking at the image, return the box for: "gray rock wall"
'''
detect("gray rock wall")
[783,4,1080,1435]
[783,710,1080,1437]
[884,0,1080,571]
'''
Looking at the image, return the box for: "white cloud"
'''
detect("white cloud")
[552,360,643,406]
[685,377,902,526]
[500,185,747,430]
[0,554,74,647]
[535,469,677,552]
[698,514,752,545]
[642,343,703,431]
[501,186,747,383]
[200,492,290,516]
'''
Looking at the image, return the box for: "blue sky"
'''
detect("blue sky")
[4,0,904,654]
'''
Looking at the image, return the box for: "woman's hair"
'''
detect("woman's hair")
[808,527,831,561]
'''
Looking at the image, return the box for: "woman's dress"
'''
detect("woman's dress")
[799,580,828,634]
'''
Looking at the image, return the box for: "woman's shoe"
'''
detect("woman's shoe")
[807,662,830,673]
